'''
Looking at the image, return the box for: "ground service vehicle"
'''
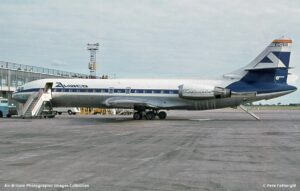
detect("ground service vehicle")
[53,107,80,115]
[0,97,17,118]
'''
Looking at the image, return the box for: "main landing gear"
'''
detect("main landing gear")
[133,110,167,120]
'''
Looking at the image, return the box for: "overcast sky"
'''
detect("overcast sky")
[0,0,299,104]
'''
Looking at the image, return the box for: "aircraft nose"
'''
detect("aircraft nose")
[12,91,25,103]
[12,92,19,101]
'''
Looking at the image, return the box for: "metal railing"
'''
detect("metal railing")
[0,61,89,78]
[21,90,40,116]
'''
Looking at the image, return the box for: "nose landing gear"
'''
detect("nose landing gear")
[133,110,167,120]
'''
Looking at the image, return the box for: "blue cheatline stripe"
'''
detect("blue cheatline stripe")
[19,88,41,92]
[17,88,179,95]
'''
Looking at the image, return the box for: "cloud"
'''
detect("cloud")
[287,74,299,85]
[51,59,69,67]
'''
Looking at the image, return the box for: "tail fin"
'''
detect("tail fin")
[225,37,292,84]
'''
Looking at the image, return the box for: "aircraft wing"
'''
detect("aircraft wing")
[104,97,159,109]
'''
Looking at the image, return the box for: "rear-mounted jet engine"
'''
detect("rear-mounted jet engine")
[178,84,231,99]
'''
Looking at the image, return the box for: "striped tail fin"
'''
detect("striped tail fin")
[225,37,292,84]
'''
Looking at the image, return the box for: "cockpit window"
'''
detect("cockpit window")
[17,87,24,92]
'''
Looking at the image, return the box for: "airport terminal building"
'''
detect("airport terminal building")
[0,61,89,104]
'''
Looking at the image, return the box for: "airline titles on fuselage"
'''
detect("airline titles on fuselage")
[55,82,88,88]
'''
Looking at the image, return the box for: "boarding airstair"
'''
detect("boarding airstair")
[21,83,53,118]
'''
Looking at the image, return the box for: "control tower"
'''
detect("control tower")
[87,43,99,79]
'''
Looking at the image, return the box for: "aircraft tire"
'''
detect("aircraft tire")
[133,112,142,120]
[145,111,155,120]
[68,110,73,115]
[158,111,167,120]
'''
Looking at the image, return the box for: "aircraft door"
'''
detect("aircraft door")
[44,82,53,95]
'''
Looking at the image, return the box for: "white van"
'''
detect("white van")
[53,107,80,115]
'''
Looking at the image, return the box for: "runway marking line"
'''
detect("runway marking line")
[189,119,212,121]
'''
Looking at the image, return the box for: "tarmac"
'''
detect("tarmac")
[0,109,299,191]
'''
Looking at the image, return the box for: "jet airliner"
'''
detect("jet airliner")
[12,38,297,120]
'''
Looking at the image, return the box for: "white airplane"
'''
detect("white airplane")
[12,38,297,120]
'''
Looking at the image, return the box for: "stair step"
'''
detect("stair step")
[22,92,52,117]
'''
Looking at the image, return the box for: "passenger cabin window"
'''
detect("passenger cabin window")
[109,87,114,94]
[125,87,131,94]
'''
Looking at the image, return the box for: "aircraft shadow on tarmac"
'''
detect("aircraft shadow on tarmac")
[53,115,300,123]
